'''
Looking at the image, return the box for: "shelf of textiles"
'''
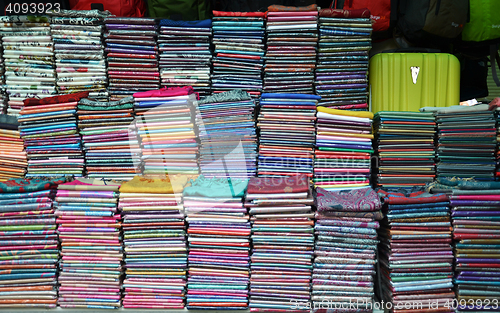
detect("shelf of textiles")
[2,175,500,312]
[0,6,378,108]
[7,89,500,188]
[0,174,390,311]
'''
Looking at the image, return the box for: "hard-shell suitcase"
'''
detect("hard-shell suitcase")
[369,53,460,113]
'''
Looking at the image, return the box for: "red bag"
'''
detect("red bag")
[69,0,146,17]
[332,0,392,32]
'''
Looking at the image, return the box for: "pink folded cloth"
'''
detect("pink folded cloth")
[133,86,199,99]
[267,11,318,16]
[452,194,500,200]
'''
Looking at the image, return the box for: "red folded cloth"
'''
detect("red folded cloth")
[212,10,266,17]
[319,8,370,18]
[23,91,89,106]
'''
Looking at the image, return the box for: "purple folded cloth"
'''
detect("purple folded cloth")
[456,258,500,264]
[315,83,367,89]
[456,275,500,281]
[249,292,309,299]
[452,211,500,216]
[311,279,372,287]
[450,200,500,206]
[459,271,500,276]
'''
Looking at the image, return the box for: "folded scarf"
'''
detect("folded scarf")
[317,187,381,212]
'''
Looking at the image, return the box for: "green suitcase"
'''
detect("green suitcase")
[369,53,460,113]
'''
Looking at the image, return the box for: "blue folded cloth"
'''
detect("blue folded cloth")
[159,19,212,28]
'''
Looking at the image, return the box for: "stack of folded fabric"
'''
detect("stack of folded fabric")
[245,175,314,311]
[18,92,88,178]
[497,109,500,180]
[1,15,56,116]
[264,5,318,94]
[374,111,437,188]
[314,106,373,191]
[0,177,65,309]
[257,93,320,177]
[435,105,497,180]
[77,96,141,181]
[431,178,500,313]
[119,175,191,309]
[377,189,455,313]
[184,175,250,310]
[133,86,199,176]
[0,35,5,114]
[195,90,257,178]
[158,19,212,97]
[313,187,381,311]
[50,10,110,101]
[315,9,371,110]
[104,17,159,101]
[56,178,123,309]
[0,115,27,180]
[212,11,265,100]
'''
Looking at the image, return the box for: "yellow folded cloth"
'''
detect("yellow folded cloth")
[119,174,198,194]
[317,106,374,119]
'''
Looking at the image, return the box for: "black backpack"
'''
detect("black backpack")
[397,0,469,48]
